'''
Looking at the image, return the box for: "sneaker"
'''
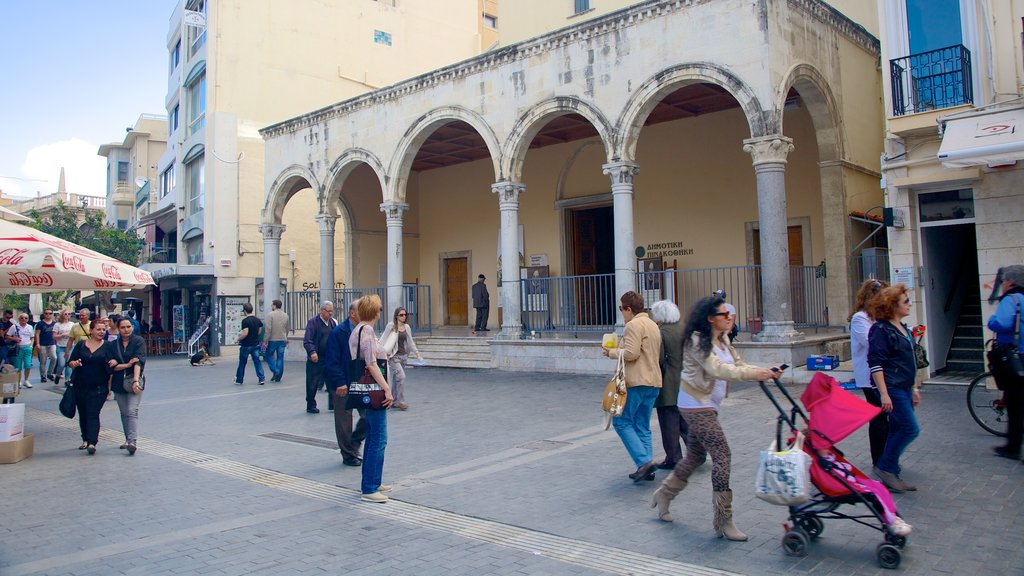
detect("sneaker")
[22,381,32,389]
[890,516,913,536]
[361,492,388,503]
[258,381,265,386]
[39,378,45,384]
[872,467,904,493]
[898,477,917,491]
[234,379,243,385]
[127,444,137,456]
[378,484,393,493]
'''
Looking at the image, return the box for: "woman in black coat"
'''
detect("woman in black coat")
[67,320,112,454]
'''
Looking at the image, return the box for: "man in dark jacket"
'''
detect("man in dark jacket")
[323,302,366,466]
[472,274,490,332]
[302,301,336,414]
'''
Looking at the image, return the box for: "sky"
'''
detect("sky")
[0,1,175,200]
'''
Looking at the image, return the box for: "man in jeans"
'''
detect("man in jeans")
[35,309,57,383]
[263,299,289,382]
[234,303,265,385]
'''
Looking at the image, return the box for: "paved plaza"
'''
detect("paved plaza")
[2,355,1022,576]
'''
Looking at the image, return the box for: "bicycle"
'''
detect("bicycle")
[966,370,1008,437]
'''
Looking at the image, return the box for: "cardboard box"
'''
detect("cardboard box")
[806,355,840,371]
[0,403,24,441]
[0,368,19,399]
[0,433,34,464]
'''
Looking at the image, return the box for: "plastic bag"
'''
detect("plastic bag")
[754,432,811,506]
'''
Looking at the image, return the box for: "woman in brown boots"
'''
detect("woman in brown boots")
[650,295,778,541]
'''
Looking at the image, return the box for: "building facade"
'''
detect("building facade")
[147,0,498,353]
[877,0,1024,378]
[98,114,168,231]
[261,0,885,370]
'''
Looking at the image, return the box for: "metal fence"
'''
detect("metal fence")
[890,44,972,116]
[282,284,431,335]
[521,265,828,334]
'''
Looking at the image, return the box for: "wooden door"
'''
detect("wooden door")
[752,226,806,322]
[572,210,599,325]
[445,257,468,326]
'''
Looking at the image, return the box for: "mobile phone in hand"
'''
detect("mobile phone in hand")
[774,363,789,372]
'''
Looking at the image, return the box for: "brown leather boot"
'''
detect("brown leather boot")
[650,473,688,522]
[713,490,748,541]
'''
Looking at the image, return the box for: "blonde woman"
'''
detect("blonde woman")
[379,306,422,410]
[349,295,394,502]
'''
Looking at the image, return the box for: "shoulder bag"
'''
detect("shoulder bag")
[988,295,1024,389]
[913,334,929,370]
[602,353,627,430]
[345,326,388,410]
[113,338,145,393]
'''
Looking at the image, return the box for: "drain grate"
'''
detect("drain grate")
[260,432,339,450]
[517,439,571,451]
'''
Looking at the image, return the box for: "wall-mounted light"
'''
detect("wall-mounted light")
[288,249,297,263]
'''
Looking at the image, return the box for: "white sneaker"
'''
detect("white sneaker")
[22,380,32,389]
[361,492,388,503]
[890,516,912,536]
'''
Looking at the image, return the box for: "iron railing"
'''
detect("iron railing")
[890,44,972,116]
[282,284,431,336]
[521,265,829,334]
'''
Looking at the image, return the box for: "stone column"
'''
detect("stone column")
[380,201,409,318]
[602,162,640,328]
[259,223,286,317]
[743,135,799,341]
[492,182,525,337]
[315,214,337,307]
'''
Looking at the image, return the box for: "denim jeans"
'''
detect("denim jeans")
[265,340,286,377]
[361,408,388,494]
[55,345,70,381]
[612,385,660,467]
[235,345,266,383]
[115,391,142,444]
[37,345,56,379]
[877,387,920,475]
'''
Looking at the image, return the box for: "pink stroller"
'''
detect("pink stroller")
[759,373,910,569]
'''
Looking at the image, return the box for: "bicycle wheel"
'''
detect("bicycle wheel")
[966,372,1008,437]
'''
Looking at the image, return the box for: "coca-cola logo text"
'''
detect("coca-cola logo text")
[93,279,124,288]
[62,253,86,273]
[134,271,152,283]
[7,271,53,288]
[101,263,123,281]
[0,248,28,266]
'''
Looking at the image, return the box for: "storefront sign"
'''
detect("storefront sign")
[892,267,915,287]
[636,241,694,259]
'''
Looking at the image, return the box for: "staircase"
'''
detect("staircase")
[945,294,985,374]
[415,336,493,369]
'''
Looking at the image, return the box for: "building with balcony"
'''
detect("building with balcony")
[261,0,886,371]
[877,0,1024,381]
[150,0,500,353]
[97,114,168,231]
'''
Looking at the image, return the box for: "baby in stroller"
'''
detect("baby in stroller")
[760,372,912,569]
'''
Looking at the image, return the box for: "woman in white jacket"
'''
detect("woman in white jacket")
[379,307,422,411]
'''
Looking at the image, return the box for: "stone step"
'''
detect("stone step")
[415,337,493,369]
[947,346,984,361]
[954,325,983,338]
[952,335,984,348]
[958,314,982,325]
[945,358,985,373]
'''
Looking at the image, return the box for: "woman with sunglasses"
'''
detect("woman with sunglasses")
[67,320,112,454]
[849,279,889,466]
[379,306,422,411]
[52,310,74,387]
[107,317,147,456]
[867,284,921,493]
[650,295,777,541]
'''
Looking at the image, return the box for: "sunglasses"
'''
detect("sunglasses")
[712,311,731,317]
[397,313,407,317]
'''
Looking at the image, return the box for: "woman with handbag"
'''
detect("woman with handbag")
[348,294,394,502]
[379,306,422,411]
[67,320,113,454]
[867,284,921,493]
[602,291,662,483]
[649,295,776,541]
[849,279,889,466]
[988,265,1024,460]
[108,317,146,456]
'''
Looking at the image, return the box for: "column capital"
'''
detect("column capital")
[315,214,337,234]
[601,162,640,186]
[379,201,410,223]
[259,223,286,241]
[742,135,794,166]
[491,181,525,207]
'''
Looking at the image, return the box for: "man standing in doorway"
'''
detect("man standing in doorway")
[234,303,265,385]
[302,300,336,414]
[472,274,490,332]
[323,302,366,466]
[264,299,289,382]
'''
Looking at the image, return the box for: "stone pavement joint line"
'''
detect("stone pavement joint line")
[29,408,742,576]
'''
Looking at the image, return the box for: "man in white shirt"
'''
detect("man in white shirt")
[5,313,37,387]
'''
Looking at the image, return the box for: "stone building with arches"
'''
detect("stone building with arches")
[260,0,884,370]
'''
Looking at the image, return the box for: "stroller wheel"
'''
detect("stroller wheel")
[782,530,809,557]
[876,543,902,569]
[885,533,907,549]
[798,516,824,540]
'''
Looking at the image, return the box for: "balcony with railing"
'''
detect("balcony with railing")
[112,181,135,206]
[890,44,972,117]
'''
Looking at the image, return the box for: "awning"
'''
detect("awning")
[938,107,1024,168]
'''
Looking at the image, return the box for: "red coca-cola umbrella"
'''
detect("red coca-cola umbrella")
[0,219,154,292]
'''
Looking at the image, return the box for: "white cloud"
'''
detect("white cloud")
[12,139,105,199]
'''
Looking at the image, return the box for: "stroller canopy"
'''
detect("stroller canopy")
[799,373,881,450]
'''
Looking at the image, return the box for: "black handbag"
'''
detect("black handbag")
[59,385,76,418]
[345,326,388,410]
[987,295,1024,389]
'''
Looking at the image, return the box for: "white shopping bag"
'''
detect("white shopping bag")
[0,403,25,442]
[754,432,811,506]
